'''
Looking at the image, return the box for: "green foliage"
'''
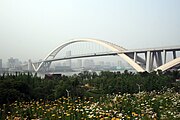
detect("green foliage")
[0,79,31,104]
[0,70,179,105]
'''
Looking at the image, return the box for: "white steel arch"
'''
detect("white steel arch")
[33,38,145,72]
[155,57,180,71]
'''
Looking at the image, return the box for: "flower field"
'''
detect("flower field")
[1,89,180,120]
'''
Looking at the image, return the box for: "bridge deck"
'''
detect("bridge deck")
[32,45,180,70]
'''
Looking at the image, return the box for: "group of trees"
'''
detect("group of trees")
[0,70,179,105]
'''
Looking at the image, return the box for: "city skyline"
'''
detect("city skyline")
[0,0,180,61]
[0,56,128,72]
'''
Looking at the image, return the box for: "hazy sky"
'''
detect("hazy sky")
[0,0,180,62]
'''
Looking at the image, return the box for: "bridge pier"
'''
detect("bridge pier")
[146,51,151,72]
[156,52,163,67]
[163,50,167,64]
[173,51,176,59]
[134,52,137,62]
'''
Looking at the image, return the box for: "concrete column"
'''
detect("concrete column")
[157,52,163,66]
[155,52,163,67]
[134,52,137,62]
[146,51,151,72]
[145,52,147,63]
[173,51,176,59]
[155,52,159,67]
[150,52,155,71]
[163,50,166,64]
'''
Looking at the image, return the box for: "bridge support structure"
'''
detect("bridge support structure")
[31,38,180,73]
[127,49,179,72]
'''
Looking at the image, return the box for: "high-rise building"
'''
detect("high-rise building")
[97,61,104,67]
[105,62,111,66]
[83,59,95,69]
[7,57,22,71]
[77,59,82,68]
[8,57,16,68]
[66,51,71,68]
[117,60,122,67]
[0,59,2,69]
[117,60,125,70]
[28,59,32,71]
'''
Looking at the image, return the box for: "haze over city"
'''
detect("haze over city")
[1,1,180,119]
[0,0,180,63]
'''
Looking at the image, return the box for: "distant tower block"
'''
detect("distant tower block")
[83,59,95,69]
[28,59,32,71]
[66,51,71,68]
[0,59,2,69]
[77,59,82,68]
[117,60,122,67]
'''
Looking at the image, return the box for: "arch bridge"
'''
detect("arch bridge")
[30,38,180,72]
